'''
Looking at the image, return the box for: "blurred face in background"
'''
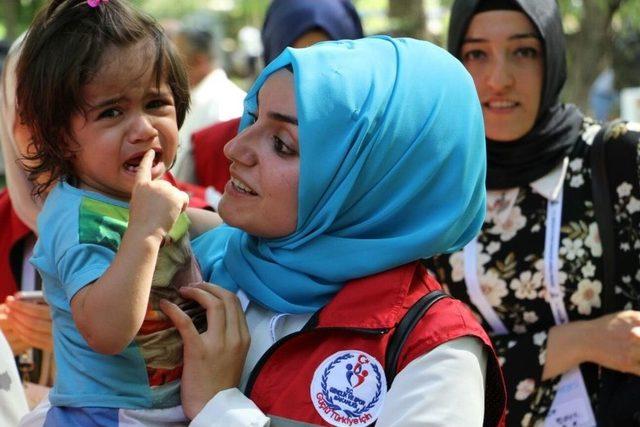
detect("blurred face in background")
[460,11,544,141]
[292,29,331,48]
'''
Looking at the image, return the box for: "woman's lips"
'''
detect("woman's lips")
[483,100,519,114]
[229,177,258,195]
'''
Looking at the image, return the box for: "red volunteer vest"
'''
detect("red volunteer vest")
[246,262,507,426]
[0,189,32,302]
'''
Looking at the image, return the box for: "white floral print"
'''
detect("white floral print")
[570,279,602,315]
[617,182,633,198]
[581,261,595,278]
[569,158,583,172]
[570,174,584,188]
[510,271,543,300]
[424,119,640,427]
[533,331,547,347]
[449,251,465,282]
[538,349,546,366]
[486,241,501,255]
[560,237,585,261]
[584,223,602,257]
[515,379,536,401]
[489,206,527,241]
[628,196,640,214]
[480,269,509,306]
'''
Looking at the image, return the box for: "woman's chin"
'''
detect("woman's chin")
[486,130,527,142]
[485,122,534,142]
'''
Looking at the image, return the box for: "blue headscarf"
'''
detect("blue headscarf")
[261,0,364,65]
[194,36,486,314]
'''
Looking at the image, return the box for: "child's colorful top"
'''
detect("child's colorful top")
[31,181,204,409]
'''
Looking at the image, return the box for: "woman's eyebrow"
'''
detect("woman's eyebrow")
[462,36,487,44]
[463,33,540,44]
[509,33,540,41]
[268,111,298,126]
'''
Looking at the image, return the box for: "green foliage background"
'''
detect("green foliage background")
[1,0,640,111]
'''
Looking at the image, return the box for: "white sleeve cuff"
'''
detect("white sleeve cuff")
[189,388,270,427]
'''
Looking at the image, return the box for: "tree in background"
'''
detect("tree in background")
[387,0,428,39]
[559,0,638,111]
[382,0,640,112]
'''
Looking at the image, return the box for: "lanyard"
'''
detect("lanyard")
[463,241,508,335]
[463,189,567,330]
[543,189,569,325]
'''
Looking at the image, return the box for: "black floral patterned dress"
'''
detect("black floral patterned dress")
[424,118,640,426]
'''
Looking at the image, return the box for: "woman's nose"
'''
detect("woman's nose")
[486,56,514,92]
[129,114,158,143]
[224,129,257,166]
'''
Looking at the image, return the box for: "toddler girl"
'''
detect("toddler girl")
[16,0,215,424]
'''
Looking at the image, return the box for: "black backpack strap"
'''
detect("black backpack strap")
[590,121,622,426]
[590,121,618,311]
[384,289,449,386]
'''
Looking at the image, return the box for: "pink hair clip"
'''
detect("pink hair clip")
[87,0,109,7]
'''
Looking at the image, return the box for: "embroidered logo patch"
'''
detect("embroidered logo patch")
[310,350,386,427]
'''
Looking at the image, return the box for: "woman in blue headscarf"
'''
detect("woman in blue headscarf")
[163,37,506,426]
[191,0,364,198]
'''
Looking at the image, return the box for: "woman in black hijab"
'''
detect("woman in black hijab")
[425,0,640,425]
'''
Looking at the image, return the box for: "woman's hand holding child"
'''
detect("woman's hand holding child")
[161,283,250,420]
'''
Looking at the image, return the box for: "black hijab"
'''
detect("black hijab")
[261,0,364,65]
[448,0,584,189]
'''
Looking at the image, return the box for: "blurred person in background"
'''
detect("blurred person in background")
[237,25,262,78]
[0,39,11,186]
[425,0,640,425]
[588,68,617,122]
[170,25,245,184]
[0,35,55,408]
[0,329,29,425]
[191,0,364,208]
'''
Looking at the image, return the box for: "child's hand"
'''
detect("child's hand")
[129,149,189,242]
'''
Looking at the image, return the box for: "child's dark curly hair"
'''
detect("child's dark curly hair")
[16,0,190,198]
